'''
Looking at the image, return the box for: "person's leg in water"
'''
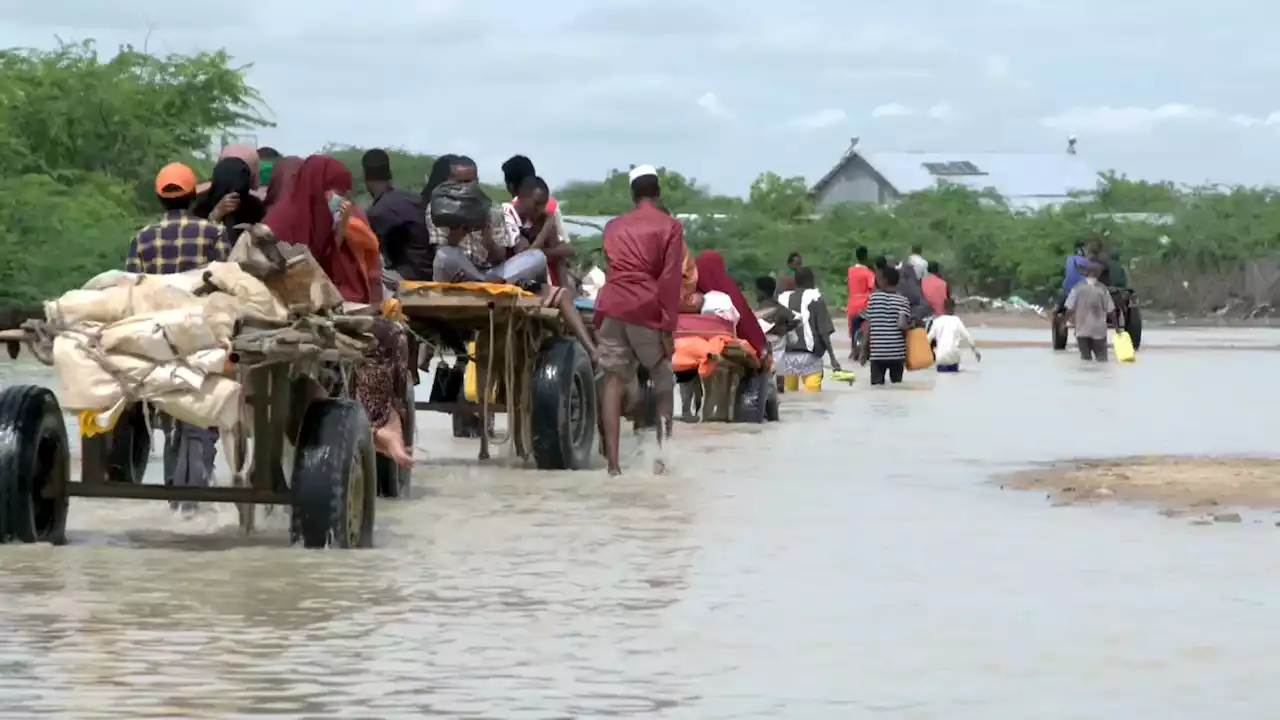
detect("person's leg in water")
[486,249,599,365]
[355,320,414,467]
[595,317,636,475]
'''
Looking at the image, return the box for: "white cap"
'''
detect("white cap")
[628,164,658,183]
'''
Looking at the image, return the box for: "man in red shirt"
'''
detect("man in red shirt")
[595,165,686,475]
[921,260,950,316]
[845,245,876,359]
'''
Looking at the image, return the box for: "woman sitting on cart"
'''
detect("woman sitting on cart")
[263,154,415,468]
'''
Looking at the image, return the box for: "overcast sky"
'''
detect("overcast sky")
[3,0,1278,193]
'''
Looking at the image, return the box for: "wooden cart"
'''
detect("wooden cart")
[0,315,379,549]
[398,283,597,470]
[678,342,778,423]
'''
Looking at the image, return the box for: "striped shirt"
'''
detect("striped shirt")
[125,210,230,275]
[865,290,911,360]
[427,206,510,269]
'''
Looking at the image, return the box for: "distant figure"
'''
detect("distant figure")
[258,146,282,187]
[754,275,800,393]
[362,148,432,281]
[927,297,980,372]
[192,156,266,231]
[778,251,803,292]
[921,260,949,316]
[777,267,840,392]
[1065,261,1115,362]
[845,245,876,358]
[906,243,928,279]
[861,265,911,385]
[595,165,686,475]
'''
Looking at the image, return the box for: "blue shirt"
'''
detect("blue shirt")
[1062,254,1089,291]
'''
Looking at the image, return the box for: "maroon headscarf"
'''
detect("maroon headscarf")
[262,155,370,302]
[695,250,768,356]
[263,155,303,208]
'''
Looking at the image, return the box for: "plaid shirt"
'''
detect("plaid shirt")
[125,210,231,275]
[427,206,513,269]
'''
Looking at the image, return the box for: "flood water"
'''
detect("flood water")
[1,326,1279,718]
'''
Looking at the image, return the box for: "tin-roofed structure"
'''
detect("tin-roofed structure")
[810,139,1102,210]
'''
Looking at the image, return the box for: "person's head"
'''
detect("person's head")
[795,267,816,289]
[361,148,393,193]
[296,155,353,202]
[879,266,900,289]
[874,254,888,270]
[219,143,260,188]
[629,164,660,203]
[155,162,198,212]
[927,260,940,276]
[264,155,302,207]
[257,147,281,186]
[423,153,460,202]
[1084,261,1103,281]
[449,156,478,185]
[501,155,536,196]
[943,297,956,315]
[193,157,255,219]
[513,175,550,220]
[787,251,803,270]
[855,245,869,264]
[1086,236,1105,257]
[755,275,777,301]
[911,243,923,256]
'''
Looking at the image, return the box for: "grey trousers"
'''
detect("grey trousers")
[433,246,549,284]
[161,414,218,505]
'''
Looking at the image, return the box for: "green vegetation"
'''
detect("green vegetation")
[5,41,1279,317]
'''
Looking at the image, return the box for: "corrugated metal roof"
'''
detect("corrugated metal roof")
[860,151,1101,200]
[561,213,729,237]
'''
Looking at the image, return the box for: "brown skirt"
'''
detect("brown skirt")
[352,319,409,429]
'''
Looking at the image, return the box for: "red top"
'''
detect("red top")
[922,274,948,316]
[846,264,876,318]
[263,155,376,303]
[694,250,768,356]
[595,202,685,332]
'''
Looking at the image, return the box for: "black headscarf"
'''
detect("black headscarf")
[422,154,460,205]
[193,157,265,227]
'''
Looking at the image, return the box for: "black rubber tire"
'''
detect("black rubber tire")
[376,375,414,499]
[0,386,69,545]
[764,378,780,422]
[106,403,151,484]
[733,373,768,423]
[531,338,598,470]
[290,399,376,549]
[1127,305,1143,350]
[1051,311,1069,351]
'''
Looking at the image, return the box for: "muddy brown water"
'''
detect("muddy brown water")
[1,325,1278,718]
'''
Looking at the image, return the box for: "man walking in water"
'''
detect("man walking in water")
[595,165,686,475]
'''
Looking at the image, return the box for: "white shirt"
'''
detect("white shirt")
[581,266,606,299]
[927,315,974,365]
[907,253,928,279]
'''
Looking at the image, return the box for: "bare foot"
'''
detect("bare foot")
[373,425,414,468]
[607,465,622,476]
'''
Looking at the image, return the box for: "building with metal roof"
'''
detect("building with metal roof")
[810,138,1102,211]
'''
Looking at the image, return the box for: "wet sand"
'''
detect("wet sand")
[999,457,1280,520]
[1,324,1280,717]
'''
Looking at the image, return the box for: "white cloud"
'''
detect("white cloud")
[871,103,913,117]
[697,91,732,118]
[1231,114,1262,128]
[1266,112,1280,126]
[789,109,847,130]
[1039,104,1221,134]
[927,102,953,119]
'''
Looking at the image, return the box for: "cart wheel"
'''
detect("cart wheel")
[290,399,376,549]
[764,378,780,422]
[0,386,69,545]
[531,338,598,470]
[733,372,768,423]
[1127,305,1143,350]
[1051,311,1068,351]
[376,377,415,499]
[106,402,151,484]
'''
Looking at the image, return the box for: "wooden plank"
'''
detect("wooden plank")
[415,401,507,415]
[0,329,29,342]
[66,481,288,505]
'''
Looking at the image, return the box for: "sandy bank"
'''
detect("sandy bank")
[999,456,1280,523]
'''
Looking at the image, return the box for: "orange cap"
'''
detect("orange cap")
[155,162,197,198]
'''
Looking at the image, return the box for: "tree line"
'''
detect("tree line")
[4,41,1279,316]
